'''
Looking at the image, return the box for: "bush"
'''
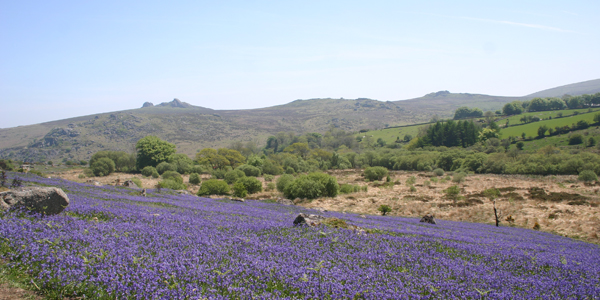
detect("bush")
[433,168,444,176]
[378,205,392,216]
[236,176,263,194]
[192,165,206,174]
[157,179,186,190]
[236,164,261,177]
[339,184,366,194]
[141,166,157,177]
[0,159,15,171]
[452,172,466,183]
[405,176,416,185]
[224,169,245,184]
[156,162,177,175]
[161,171,183,184]
[276,174,295,193]
[197,179,230,196]
[232,182,247,198]
[264,174,274,182]
[569,134,584,145]
[283,173,338,199]
[189,173,201,185]
[266,182,276,191]
[131,178,143,188]
[91,157,116,177]
[364,166,388,181]
[578,170,598,182]
[444,185,461,202]
[78,174,86,179]
[211,169,226,179]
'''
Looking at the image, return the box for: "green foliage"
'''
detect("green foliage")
[419,120,480,148]
[454,106,483,119]
[264,174,274,182]
[444,185,461,202]
[131,178,143,188]
[197,179,230,196]
[232,182,248,198]
[157,179,186,191]
[161,171,183,184]
[364,166,388,181]
[378,205,392,216]
[188,173,201,185]
[141,166,157,177]
[283,172,338,199]
[236,164,261,177]
[91,157,116,177]
[0,159,15,171]
[211,169,226,179]
[236,176,263,194]
[266,182,276,191]
[156,162,177,175]
[483,188,500,200]
[339,184,366,194]
[224,169,246,184]
[502,101,524,115]
[433,168,444,176]
[516,141,524,150]
[569,134,583,145]
[409,185,417,192]
[90,151,135,172]
[167,153,194,174]
[405,176,416,185]
[578,170,598,182]
[537,125,549,138]
[452,172,466,183]
[276,174,295,193]
[136,136,177,170]
[192,165,207,174]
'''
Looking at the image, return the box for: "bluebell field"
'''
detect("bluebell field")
[1,172,599,299]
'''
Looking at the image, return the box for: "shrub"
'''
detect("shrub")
[276,174,295,193]
[236,176,263,194]
[236,164,261,177]
[224,169,245,184]
[156,162,177,175]
[131,178,143,188]
[91,157,115,177]
[189,173,201,185]
[161,171,183,184]
[307,172,339,197]
[285,167,295,174]
[452,172,466,184]
[409,185,416,192]
[141,166,157,177]
[378,205,392,216]
[157,179,186,190]
[444,185,461,202]
[232,182,247,198]
[516,141,524,150]
[339,184,365,194]
[569,134,584,145]
[191,165,206,174]
[283,176,324,200]
[0,159,15,171]
[266,182,276,191]
[197,179,230,196]
[78,174,86,179]
[433,168,444,176]
[578,170,598,182]
[364,166,388,181]
[264,174,274,182]
[405,176,416,185]
[211,169,226,179]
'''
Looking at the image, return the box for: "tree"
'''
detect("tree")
[136,136,176,170]
[91,157,116,177]
[483,188,502,227]
[283,143,310,159]
[378,205,392,216]
[537,125,548,138]
[196,148,229,170]
[217,148,246,168]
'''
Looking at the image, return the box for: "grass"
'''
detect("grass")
[500,109,599,139]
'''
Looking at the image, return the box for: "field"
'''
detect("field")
[500,109,600,139]
[2,171,599,298]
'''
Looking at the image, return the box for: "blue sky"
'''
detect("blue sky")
[1,0,599,128]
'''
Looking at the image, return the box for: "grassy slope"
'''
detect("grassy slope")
[500,109,600,139]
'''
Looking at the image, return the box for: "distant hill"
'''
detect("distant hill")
[0,79,598,163]
[526,79,600,98]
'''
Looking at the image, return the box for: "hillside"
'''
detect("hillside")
[1,79,599,163]
[527,78,600,98]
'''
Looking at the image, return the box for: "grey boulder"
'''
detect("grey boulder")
[0,187,70,215]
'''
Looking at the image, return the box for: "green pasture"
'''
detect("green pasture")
[356,123,427,144]
[501,111,600,139]
[498,108,596,127]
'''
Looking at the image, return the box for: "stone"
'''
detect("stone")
[231,198,245,202]
[0,187,70,215]
[142,102,154,108]
[293,213,326,227]
[276,198,294,205]
[359,214,367,218]
[122,180,136,187]
[419,214,436,224]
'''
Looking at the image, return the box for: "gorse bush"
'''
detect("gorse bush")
[157,179,186,190]
[578,170,598,182]
[364,166,388,181]
[162,171,183,184]
[156,162,177,175]
[236,164,261,177]
[433,168,444,176]
[197,179,230,196]
[339,184,367,194]
[264,174,274,182]
[91,157,115,177]
[283,172,338,200]
[236,176,262,194]
[141,166,157,177]
[232,182,247,198]
[224,169,245,184]
[276,174,295,193]
[188,173,201,185]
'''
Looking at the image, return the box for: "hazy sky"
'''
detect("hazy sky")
[1,0,599,128]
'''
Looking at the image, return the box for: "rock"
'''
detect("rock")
[0,187,70,215]
[142,102,154,108]
[419,214,436,224]
[276,198,294,205]
[122,180,136,187]
[314,207,327,212]
[141,189,147,197]
[359,214,366,218]
[231,198,245,202]
[293,213,326,227]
